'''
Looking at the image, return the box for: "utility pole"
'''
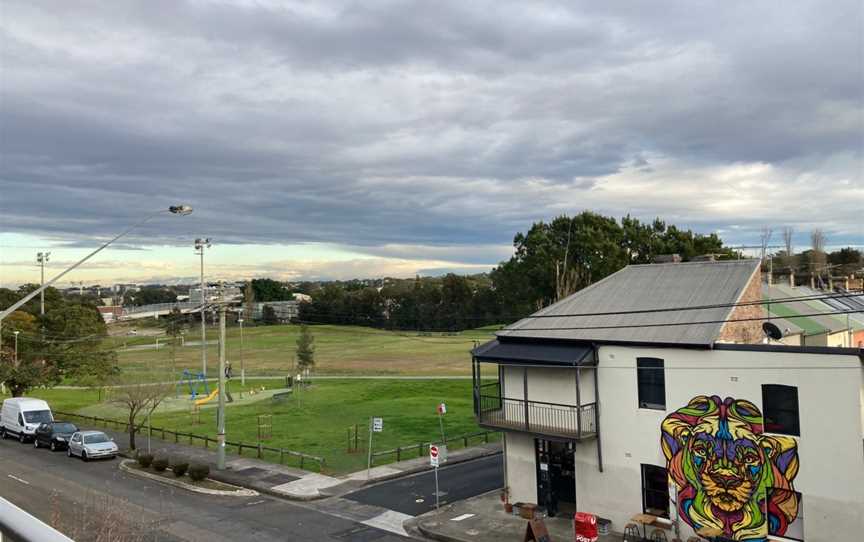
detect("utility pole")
[216,284,227,470]
[36,252,50,315]
[13,331,20,365]
[194,238,211,376]
[238,318,245,386]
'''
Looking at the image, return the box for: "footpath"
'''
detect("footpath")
[99,427,501,501]
[405,492,622,542]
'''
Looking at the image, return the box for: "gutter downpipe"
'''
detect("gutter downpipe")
[591,342,603,473]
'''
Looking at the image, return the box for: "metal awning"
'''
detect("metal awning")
[472,339,595,366]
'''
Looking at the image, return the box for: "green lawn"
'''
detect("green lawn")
[4,378,493,475]
[112,323,498,377]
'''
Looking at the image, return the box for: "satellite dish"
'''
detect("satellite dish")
[762,322,783,341]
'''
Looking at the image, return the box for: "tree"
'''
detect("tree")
[295,324,315,374]
[810,229,827,280]
[0,289,115,395]
[110,372,172,451]
[161,307,186,376]
[251,278,291,302]
[782,226,794,261]
[261,304,279,325]
[0,311,54,397]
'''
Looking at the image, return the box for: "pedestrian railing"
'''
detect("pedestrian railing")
[54,411,326,472]
[369,430,500,466]
[0,496,74,542]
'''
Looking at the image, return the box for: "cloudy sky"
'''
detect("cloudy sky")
[1,0,862,287]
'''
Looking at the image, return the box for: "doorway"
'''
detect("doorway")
[535,438,576,517]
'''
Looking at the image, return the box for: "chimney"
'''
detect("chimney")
[654,254,682,264]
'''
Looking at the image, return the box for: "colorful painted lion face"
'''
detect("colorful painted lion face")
[661,396,799,541]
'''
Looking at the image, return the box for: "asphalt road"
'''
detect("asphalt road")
[0,437,408,541]
[345,453,503,516]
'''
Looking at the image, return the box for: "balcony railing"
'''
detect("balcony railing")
[478,394,597,440]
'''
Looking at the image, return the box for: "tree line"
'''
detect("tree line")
[298,211,736,331]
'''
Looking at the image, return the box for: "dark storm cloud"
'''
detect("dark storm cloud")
[1,0,861,259]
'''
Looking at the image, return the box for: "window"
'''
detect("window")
[641,464,670,518]
[637,358,666,410]
[762,385,800,436]
[767,488,804,541]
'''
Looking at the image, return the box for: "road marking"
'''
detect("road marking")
[7,474,30,485]
[451,513,474,521]
[244,499,266,506]
[361,510,412,538]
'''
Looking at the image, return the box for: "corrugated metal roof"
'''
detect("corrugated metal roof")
[473,339,595,366]
[498,260,760,346]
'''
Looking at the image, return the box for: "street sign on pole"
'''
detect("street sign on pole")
[430,444,441,510]
[372,417,383,433]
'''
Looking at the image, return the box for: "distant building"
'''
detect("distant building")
[188,286,242,304]
[247,301,299,322]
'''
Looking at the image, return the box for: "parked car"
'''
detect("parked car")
[66,431,119,461]
[33,421,79,451]
[0,398,54,443]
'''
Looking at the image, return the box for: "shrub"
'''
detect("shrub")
[188,463,210,482]
[172,461,189,477]
[152,457,169,472]
[136,453,154,468]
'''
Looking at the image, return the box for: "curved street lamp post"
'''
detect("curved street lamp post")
[0,206,193,341]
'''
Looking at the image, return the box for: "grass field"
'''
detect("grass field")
[4,378,493,474]
[112,323,498,377]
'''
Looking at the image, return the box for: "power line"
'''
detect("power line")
[502,308,863,332]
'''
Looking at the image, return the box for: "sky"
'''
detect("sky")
[1,0,862,288]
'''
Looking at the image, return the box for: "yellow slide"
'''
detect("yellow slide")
[194,389,219,406]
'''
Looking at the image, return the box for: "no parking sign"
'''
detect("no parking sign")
[430,444,440,467]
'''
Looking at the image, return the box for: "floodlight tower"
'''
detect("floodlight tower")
[36,252,51,315]
[194,238,212,376]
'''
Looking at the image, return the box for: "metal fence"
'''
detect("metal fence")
[54,411,325,472]
[477,395,597,439]
[370,430,500,465]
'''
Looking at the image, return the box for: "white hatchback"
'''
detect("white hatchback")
[66,431,118,461]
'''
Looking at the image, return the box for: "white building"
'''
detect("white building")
[472,260,864,541]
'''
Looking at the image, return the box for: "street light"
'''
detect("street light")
[194,238,212,376]
[36,252,50,316]
[0,205,193,340]
[238,318,245,386]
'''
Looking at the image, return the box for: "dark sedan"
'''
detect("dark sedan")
[33,421,79,451]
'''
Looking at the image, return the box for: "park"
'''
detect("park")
[7,322,500,475]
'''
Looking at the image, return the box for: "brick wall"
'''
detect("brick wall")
[716,269,765,344]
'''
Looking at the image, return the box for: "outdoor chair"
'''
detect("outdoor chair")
[650,529,668,542]
[623,523,641,541]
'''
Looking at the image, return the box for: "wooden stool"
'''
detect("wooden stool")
[623,523,641,541]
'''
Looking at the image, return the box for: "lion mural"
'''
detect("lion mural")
[661,396,799,541]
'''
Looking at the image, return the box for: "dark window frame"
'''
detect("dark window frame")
[761,384,800,437]
[641,464,670,518]
[636,357,666,410]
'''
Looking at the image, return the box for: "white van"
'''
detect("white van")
[0,398,54,443]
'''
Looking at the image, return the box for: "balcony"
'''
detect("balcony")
[477,394,597,440]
